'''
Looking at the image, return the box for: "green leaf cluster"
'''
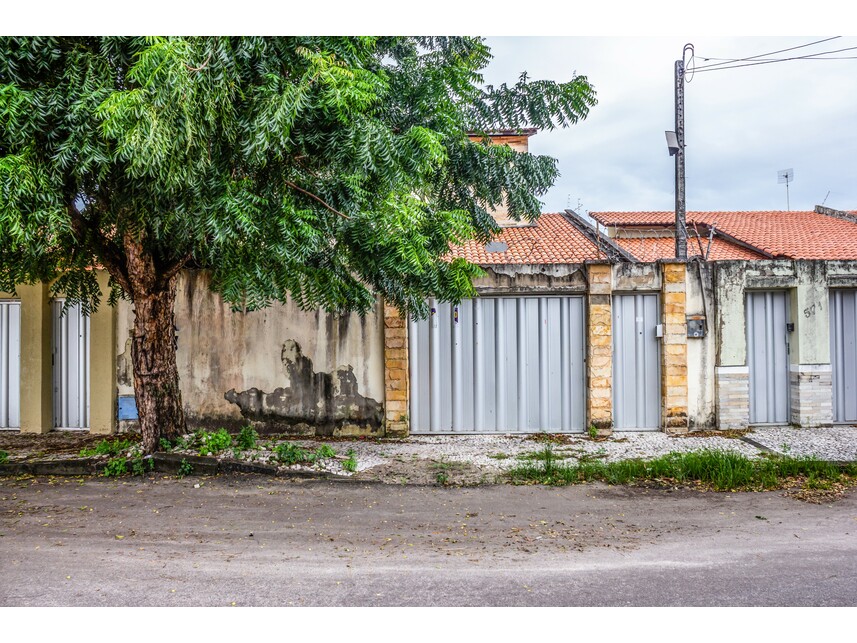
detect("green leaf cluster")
[0,37,596,317]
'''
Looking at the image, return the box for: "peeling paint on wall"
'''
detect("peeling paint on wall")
[224,339,383,435]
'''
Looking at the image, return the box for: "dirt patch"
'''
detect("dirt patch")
[0,432,139,461]
[672,429,751,439]
[354,458,501,486]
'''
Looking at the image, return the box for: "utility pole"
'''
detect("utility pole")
[674,54,687,260]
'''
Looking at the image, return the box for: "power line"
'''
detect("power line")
[692,36,841,71]
[690,46,857,73]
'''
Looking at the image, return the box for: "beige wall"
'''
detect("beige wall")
[3,274,116,434]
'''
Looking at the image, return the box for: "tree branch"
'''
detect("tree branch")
[186,52,212,73]
[67,204,133,294]
[159,251,194,287]
[285,180,351,220]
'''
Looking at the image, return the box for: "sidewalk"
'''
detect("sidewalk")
[1,425,854,484]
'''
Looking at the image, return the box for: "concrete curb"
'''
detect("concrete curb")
[0,452,356,481]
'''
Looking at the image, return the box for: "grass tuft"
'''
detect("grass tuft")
[507,448,851,491]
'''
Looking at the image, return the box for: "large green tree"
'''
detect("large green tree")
[0,37,596,452]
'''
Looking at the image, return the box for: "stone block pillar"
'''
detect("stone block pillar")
[586,263,613,435]
[661,262,689,433]
[383,302,409,437]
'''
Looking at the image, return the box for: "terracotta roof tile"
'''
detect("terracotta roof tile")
[614,236,765,262]
[449,213,603,265]
[591,210,857,260]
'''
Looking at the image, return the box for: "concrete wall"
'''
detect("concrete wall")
[685,261,717,430]
[712,260,857,428]
[116,270,386,436]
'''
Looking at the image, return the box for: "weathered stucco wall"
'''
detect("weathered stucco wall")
[117,270,386,435]
[712,260,857,428]
[685,260,716,430]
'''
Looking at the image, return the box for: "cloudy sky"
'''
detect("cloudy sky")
[481,37,857,215]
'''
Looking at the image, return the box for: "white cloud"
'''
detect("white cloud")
[484,36,857,213]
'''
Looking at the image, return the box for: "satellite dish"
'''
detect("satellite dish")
[777,168,794,210]
[777,168,794,184]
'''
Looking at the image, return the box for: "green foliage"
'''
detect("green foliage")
[508,449,849,491]
[342,449,358,473]
[0,37,595,317]
[103,457,128,477]
[131,454,154,476]
[235,426,259,450]
[587,425,598,440]
[0,449,8,465]
[177,458,194,478]
[0,37,596,449]
[274,442,313,466]
[158,438,174,452]
[273,441,338,466]
[80,438,134,458]
[315,444,337,459]
[196,429,232,456]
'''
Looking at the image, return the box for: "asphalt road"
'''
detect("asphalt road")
[1,475,855,606]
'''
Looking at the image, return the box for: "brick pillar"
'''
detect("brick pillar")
[383,302,409,437]
[586,263,613,435]
[661,261,689,433]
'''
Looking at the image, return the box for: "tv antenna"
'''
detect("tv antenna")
[777,169,794,211]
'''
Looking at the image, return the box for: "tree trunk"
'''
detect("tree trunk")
[124,233,187,453]
[131,279,186,453]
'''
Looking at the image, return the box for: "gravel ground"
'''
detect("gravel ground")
[747,425,857,461]
[3,425,855,483]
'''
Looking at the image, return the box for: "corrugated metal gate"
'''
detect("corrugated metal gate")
[830,289,857,423]
[52,300,90,429]
[409,296,586,433]
[613,294,661,430]
[747,291,790,424]
[0,301,21,429]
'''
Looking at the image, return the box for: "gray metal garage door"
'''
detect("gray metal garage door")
[613,293,661,430]
[0,301,21,429]
[52,300,90,429]
[409,296,586,433]
[830,289,857,423]
[747,291,790,425]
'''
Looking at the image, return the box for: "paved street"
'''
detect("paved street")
[2,475,855,606]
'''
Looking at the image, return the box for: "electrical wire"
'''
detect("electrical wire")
[691,42,857,73]
[691,36,841,71]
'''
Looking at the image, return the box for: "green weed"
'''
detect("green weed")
[131,454,154,476]
[274,442,313,466]
[234,426,259,450]
[0,450,8,465]
[315,444,337,460]
[177,459,194,478]
[197,429,232,456]
[103,457,128,477]
[158,437,173,451]
[80,438,134,458]
[587,425,598,440]
[342,449,358,473]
